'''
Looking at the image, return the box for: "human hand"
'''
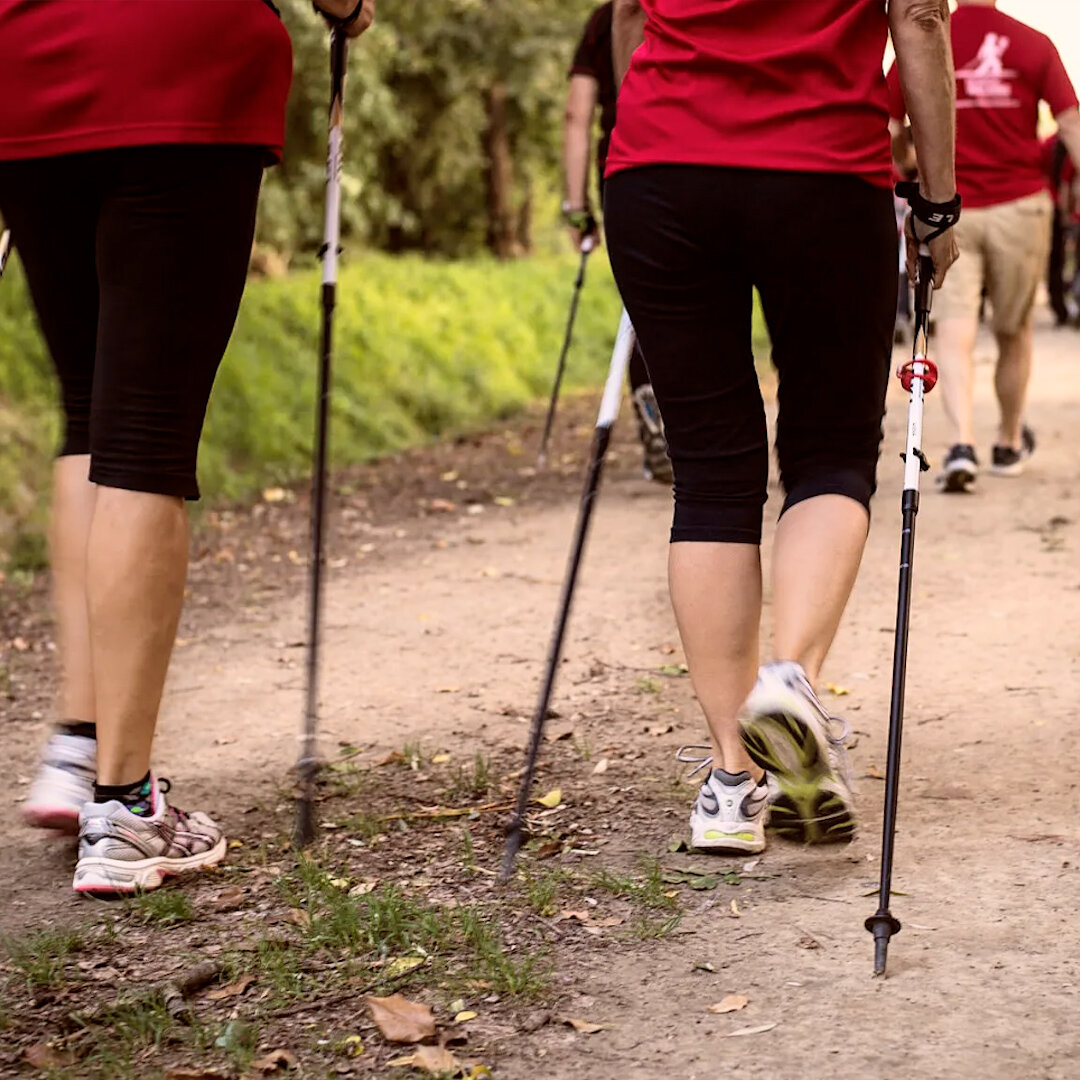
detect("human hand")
[905,213,958,290]
[313,0,375,37]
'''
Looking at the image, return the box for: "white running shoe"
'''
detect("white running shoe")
[740,661,857,844]
[689,768,770,854]
[73,777,226,896]
[23,731,96,833]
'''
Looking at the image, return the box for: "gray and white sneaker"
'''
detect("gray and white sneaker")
[23,731,96,833]
[631,384,673,485]
[740,661,856,844]
[689,768,771,854]
[73,776,226,896]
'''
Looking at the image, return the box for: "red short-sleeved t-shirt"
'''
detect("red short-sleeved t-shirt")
[605,0,892,187]
[886,6,1078,209]
[0,0,293,163]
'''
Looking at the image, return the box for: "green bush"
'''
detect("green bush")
[0,251,626,564]
[0,249,771,568]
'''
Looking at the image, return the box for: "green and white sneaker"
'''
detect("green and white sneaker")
[689,768,770,854]
[740,661,856,844]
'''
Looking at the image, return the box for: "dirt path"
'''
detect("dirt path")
[3,318,1079,1078]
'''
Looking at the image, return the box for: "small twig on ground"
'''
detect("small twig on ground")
[68,959,222,1027]
[377,800,513,823]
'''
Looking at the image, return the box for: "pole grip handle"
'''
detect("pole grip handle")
[915,252,934,320]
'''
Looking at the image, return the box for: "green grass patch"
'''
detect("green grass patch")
[127,889,196,928]
[1,250,771,568]
[3,927,84,991]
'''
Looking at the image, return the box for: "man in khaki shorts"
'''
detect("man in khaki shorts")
[888,0,1080,492]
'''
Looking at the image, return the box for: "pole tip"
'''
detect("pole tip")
[865,911,902,976]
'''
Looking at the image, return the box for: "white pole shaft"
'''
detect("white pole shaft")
[322,122,343,287]
[596,308,634,430]
[902,355,929,492]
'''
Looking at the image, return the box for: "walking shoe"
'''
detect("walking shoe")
[631,384,673,485]
[73,777,226,896]
[689,768,770,854]
[938,444,979,493]
[739,661,856,844]
[23,731,96,833]
[989,425,1036,477]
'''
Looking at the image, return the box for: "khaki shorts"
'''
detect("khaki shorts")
[934,189,1053,336]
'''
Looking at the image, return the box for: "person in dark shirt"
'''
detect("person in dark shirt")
[562,1,671,483]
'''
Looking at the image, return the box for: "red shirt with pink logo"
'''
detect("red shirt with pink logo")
[886,6,1078,209]
[606,0,893,188]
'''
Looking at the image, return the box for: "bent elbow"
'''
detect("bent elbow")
[892,0,949,34]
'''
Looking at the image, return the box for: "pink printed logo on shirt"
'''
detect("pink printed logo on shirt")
[956,33,1020,109]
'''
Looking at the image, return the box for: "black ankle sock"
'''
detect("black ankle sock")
[58,720,97,740]
[94,772,154,815]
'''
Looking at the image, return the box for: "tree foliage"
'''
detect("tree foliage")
[261,0,595,258]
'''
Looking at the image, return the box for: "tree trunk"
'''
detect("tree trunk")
[484,80,516,259]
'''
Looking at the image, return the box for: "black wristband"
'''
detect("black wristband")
[312,0,363,26]
[895,181,962,242]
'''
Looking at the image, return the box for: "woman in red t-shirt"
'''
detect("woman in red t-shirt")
[604,0,958,853]
[0,0,372,897]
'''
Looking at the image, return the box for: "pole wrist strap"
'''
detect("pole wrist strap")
[895,181,962,243]
[312,0,364,26]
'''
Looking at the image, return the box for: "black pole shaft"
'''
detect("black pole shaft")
[537,249,590,467]
[295,28,347,849]
[866,492,918,972]
[503,424,612,877]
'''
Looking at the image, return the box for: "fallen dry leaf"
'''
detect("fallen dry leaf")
[341,1034,365,1057]
[25,1044,74,1070]
[730,899,741,917]
[384,956,426,979]
[377,750,406,766]
[865,763,885,780]
[250,1048,299,1073]
[206,974,256,1001]
[455,1010,478,1023]
[708,994,748,1014]
[722,1022,779,1038]
[366,994,436,1044]
[431,752,452,764]
[557,909,592,924]
[387,1045,460,1073]
[823,682,850,696]
[562,1016,606,1034]
[544,728,575,743]
[349,881,377,897]
[165,1069,229,1080]
[591,758,610,775]
[212,885,246,910]
[262,487,287,503]
[286,908,310,928]
[797,934,822,950]
[428,498,456,513]
[535,788,562,809]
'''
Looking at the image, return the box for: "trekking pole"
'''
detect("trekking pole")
[537,222,598,468]
[504,309,635,879]
[295,24,349,849]
[865,245,938,976]
[0,230,10,279]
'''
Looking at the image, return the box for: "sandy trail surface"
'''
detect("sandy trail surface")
[2,319,1078,1078]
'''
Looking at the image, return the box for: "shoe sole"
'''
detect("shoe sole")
[988,463,1024,478]
[939,467,977,493]
[690,813,767,854]
[73,837,227,897]
[23,805,81,834]
[741,709,855,845]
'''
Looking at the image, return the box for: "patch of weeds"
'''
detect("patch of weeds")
[460,827,476,866]
[343,810,385,841]
[522,868,570,917]
[401,740,427,770]
[4,927,83,990]
[74,998,175,1080]
[212,1017,261,1074]
[457,908,549,998]
[635,675,662,694]
[592,857,675,910]
[628,910,683,940]
[571,735,593,761]
[251,940,311,1002]
[128,888,195,927]
[447,753,493,800]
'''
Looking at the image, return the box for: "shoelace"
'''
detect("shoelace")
[675,745,715,779]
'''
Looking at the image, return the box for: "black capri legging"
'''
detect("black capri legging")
[0,145,264,500]
[605,165,897,545]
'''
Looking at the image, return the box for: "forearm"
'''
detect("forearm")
[1057,109,1080,178]
[889,0,956,202]
[563,120,591,208]
[613,0,645,88]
